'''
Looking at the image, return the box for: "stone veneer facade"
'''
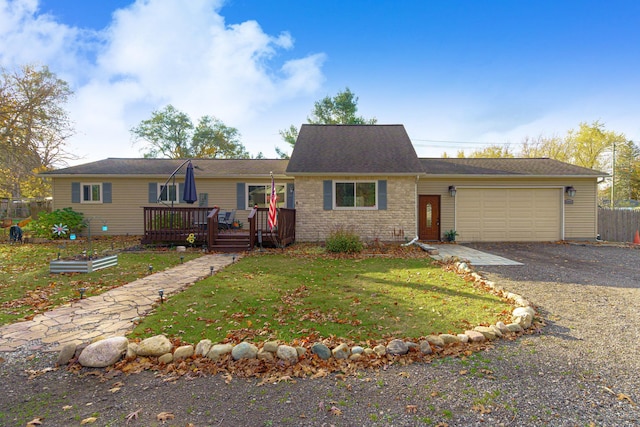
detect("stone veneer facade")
[293,176,417,242]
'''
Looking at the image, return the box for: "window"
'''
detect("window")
[335,181,377,209]
[247,184,285,208]
[82,183,102,203]
[158,184,179,203]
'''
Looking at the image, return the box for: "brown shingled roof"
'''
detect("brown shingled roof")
[286,124,424,175]
[42,158,289,178]
[420,158,607,176]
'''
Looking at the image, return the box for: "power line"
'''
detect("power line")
[410,138,513,147]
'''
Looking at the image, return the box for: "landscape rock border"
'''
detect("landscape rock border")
[59,258,540,377]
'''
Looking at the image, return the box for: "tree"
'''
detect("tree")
[131,105,249,159]
[566,120,623,170]
[520,135,570,162]
[0,65,74,199]
[611,140,640,205]
[460,144,515,158]
[277,87,377,158]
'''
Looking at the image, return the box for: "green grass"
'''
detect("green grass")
[131,251,511,343]
[0,237,201,325]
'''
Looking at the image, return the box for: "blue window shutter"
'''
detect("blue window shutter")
[236,183,246,210]
[103,183,112,203]
[378,180,387,210]
[286,183,295,209]
[71,182,80,203]
[323,180,333,210]
[179,183,184,203]
[148,183,157,203]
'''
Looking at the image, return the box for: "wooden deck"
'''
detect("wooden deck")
[142,206,295,252]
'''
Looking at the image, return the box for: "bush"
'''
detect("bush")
[30,207,86,239]
[326,229,364,253]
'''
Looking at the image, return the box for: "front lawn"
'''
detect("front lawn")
[0,237,201,325]
[131,248,512,344]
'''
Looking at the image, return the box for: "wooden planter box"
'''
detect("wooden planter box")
[50,254,118,274]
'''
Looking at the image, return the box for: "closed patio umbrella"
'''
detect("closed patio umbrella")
[182,160,197,204]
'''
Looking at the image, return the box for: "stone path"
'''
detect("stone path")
[0,254,237,352]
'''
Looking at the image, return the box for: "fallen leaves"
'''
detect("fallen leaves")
[602,386,637,406]
[472,404,492,414]
[156,411,175,423]
[330,405,342,416]
[26,418,43,427]
[80,417,97,424]
[125,409,141,424]
[405,404,417,413]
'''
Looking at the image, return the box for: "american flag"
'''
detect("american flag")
[268,173,278,230]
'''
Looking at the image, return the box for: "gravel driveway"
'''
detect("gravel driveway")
[1,242,639,426]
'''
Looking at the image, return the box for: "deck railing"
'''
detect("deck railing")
[142,206,212,245]
[143,205,295,249]
[248,206,296,248]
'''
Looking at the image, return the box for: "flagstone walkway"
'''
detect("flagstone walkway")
[0,254,237,353]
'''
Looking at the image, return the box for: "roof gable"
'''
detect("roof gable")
[286,124,423,175]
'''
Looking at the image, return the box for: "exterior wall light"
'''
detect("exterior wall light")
[565,186,577,197]
[448,186,457,197]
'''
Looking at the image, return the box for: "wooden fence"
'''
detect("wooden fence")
[598,208,640,242]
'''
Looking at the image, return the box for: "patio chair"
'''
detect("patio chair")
[219,209,236,230]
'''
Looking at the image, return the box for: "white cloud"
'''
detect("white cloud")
[0,0,326,163]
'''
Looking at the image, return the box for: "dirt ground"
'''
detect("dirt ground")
[1,242,639,427]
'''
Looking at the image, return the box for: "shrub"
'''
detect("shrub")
[30,207,86,239]
[326,229,363,253]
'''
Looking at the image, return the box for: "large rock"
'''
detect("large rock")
[173,345,194,361]
[56,343,77,366]
[419,340,433,354]
[78,336,128,368]
[207,343,233,360]
[232,342,258,360]
[512,306,535,329]
[136,335,172,357]
[195,339,212,356]
[257,349,274,362]
[386,339,409,355]
[464,330,486,343]
[263,341,279,353]
[276,345,298,363]
[425,335,445,347]
[439,334,460,344]
[474,326,497,340]
[373,344,386,356]
[311,343,332,360]
[332,343,350,359]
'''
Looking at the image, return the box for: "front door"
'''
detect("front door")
[419,195,440,241]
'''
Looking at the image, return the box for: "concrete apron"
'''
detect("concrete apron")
[428,244,523,266]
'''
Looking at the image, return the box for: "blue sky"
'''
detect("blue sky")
[3,0,639,164]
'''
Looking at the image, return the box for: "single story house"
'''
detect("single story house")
[42,124,606,243]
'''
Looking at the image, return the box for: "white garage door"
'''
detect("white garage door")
[456,188,562,242]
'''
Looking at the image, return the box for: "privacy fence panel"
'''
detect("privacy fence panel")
[598,208,640,242]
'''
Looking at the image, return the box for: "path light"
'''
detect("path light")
[79,287,86,299]
[180,255,184,264]
[210,266,215,276]
[232,255,236,263]
[148,265,153,274]
[158,289,164,304]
